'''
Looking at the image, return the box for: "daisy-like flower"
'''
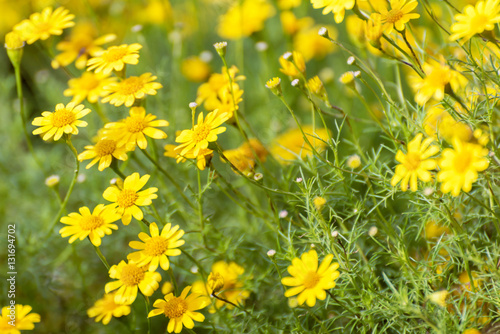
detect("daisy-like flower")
[165,145,214,170]
[64,72,117,104]
[371,0,420,34]
[103,107,169,150]
[32,102,91,141]
[77,132,129,171]
[0,304,40,333]
[102,173,158,225]
[148,286,208,334]
[311,0,356,23]
[13,7,75,45]
[450,0,500,43]
[87,293,131,325]
[437,138,489,196]
[105,260,161,304]
[270,126,330,164]
[281,249,340,307]
[175,110,230,157]
[59,204,121,247]
[390,133,439,192]
[127,222,185,272]
[87,43,142,74]
[101,73,163,107]
[279,51,306,78]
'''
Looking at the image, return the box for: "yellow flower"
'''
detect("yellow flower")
[59,204,121,247]
[87,293,131,325]
[307,76,328,100]
[0,304,40,333]
[293,25,337,61]
[32,102,91,141]
[181,56,211,82]
[437,138,489,197]
[207,272,225,294]
[270,126,330,164]
[222,139,267,174]
[424,220,450,240]
[463,329,481,334]
[346,154,361,169]
[313,196,327,210]
[281,249,340,307]
[175,110,230,157]
[102,173,158,225]
[311,0,356,23]
[165,144,214,170]
[103,107,169,150]
[87,43,142,74]
[5,31,24,49]
[390,133,439,192]
[64,72,117,104]
[148,286,208,333]
[128,222,185,272]
[450,0,500,43]
[105,260,161,304]
[101,73,163,107]
[217,0,275,39]
[364,17,384,49]
[52,22,116,69]
[423,105,472,143]
[278,0,302,9]
[371,0,420,34]
[280,11,314,35]
[13,7,75,45]
[427,290,448,307]
[265,77,282,95]
[77,132,129,171]
[279,51,306,78]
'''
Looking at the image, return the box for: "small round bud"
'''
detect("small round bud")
[347,56,355,65]
[331,230,338,238]
[189,102,198,109]
[131,24,143,32]
[162,282,174,295]
[77,174,86,183]
[347,154,361,169]
[199,50,213,62]
[423,187,434,196]
[190,266,199,274]
[265,77,282,96]
[267,249,276,257]
[279,210,288,218]
[45,175,60,187]
[207,272,225,294]
[295,177,303,182]
[283,51,293,60]
[255,41,268,52]
[213,41,228,57]
[313,196,326,211]
[291,79,300,87]
[318,27,329,38]
[254,173,263,181]
[368,226,378,237]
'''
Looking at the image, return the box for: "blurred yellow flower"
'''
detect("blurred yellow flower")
[222,139,268,174]
[87,293,131,325]
[278,0,302,9]
[0,304,40,333]
[270,126,330,164]
[87,43,142,74]
[293,25,337,61]
[64,72,117,104]
[78,132,129,171]
[346,154,361,169]
[218,0,275,39]
[313,196,327,210]
[281,249,340,307]
[427,290,448,307]
[101,73,163,107]
[32,102,91,141]
[423,220,450,240]
[423,105,472,143]
[371,0,420,34]
[165,144,214,170]
[14,6,75,44]
[450,0,500,43]
[280,11,313,35]
[181,56,211,82]
[5,31,24,50]
[105,260,161,304]
[311,0,355,23]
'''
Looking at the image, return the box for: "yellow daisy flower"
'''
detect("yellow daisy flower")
[221,139,268,174]
[279,51,306,78]
[390,133,439,192]
[450,0,500,43]
[77,133,129,171]
[0,304,40,333]
[293,24,337,61]
[103,107,169,150]
[270,126,330,164]
[281,249,340,307]
[165,144,214,170]
[148,286,208,334]
[102,173,158,225]
[64,72,117,104]
[127,222,185,272]
[217,0,275,39]
[371,0,420,34]
[59,204,121,247]
[175,110,230,157]
[101,73,163,107]
[437,138,489,197]
[181,56,211,82]
[423,105,472,143]
[32,102,91,141]
[87,293,131,325]
[13,6,75,45]
[52,22,116,69]
[311,0,356,23]
[87,43,142,74]
[105,260,161,304]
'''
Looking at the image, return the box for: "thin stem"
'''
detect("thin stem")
[197,169,207,247]
[142,294,151,334]
[94,245,110,270]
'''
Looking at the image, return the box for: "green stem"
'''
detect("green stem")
[94,245,110,270]
[142,294,151,334]
[197,169,207,247]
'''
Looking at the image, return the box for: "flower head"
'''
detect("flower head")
[87,293,131,325]
[101,73,163,107]
[165,144,214,170]
[427,290,449,307]
[217,0,275,39]
[371,0,420,34]
[279,51,306,78]
[0,304,40,333]
[347,154,361,169]
[270,126,330,164]
[60,204,121,247]
[102,173,158,225]
[14,7,75,44]
[78,131,129,171]
[450,0,500,43]
[64,72,117,104]
[128,222,185,272]
[311,0,356,23]
[105,260,161,304]
[181,56,211,82]
[104,107,169,150]
[281,249,340,307]
[437,138,489,196]
[391,133,439,192]
[87,43,142,74]
[148,286,208,333]
[32,102,91,141]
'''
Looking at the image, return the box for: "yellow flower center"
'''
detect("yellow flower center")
[117,189,139,208]
[80,215,104,230]
[192,123,211,143]
[52,108,76,128]
[103,46,129,63]
[453,151,472,173]
[303,271,320,289]
[163,297,188,319]
[404,152,421,171]
[95,139,117,157]
[125,116,146,133]
[118,77,145,95]
[384,9,404,24]
[120,263,145,286]
[144,236,169,256]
